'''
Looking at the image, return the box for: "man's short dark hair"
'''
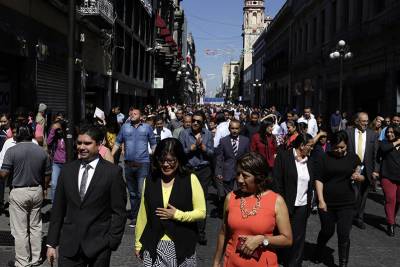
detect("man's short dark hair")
[192,110,206,122]
[251,111,260,117]
[78,124,104,144]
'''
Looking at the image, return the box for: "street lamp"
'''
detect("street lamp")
[329,40,353,111]
[252,79,262,106]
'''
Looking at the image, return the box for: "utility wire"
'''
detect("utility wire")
[186,12,242,28]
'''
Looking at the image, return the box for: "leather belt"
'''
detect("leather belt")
[125,161,143,167]
[13,184,40,188]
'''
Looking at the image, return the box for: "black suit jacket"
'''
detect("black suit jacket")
[215,135,250,181]
[346,127,379,182]
[273,149,314,216]
[47,158,127,258]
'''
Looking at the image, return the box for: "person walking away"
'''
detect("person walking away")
[0,123,51,267]
[179,110,214,245]
[314,131,365,267]
[112,107,156,227]
[215,120,250,217]
[212,152,293,267]
[135,138,206,266]
[345,112,379,229]
[274,134,315,267]
[46,125,127,266]
[377,125,400,236]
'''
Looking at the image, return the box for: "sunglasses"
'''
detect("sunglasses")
[192,119,203,124]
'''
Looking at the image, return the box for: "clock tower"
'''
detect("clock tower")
[242,0,268,70]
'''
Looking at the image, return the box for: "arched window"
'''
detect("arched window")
[252,12,257,25]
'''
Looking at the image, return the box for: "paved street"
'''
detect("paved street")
[0,188,399,267]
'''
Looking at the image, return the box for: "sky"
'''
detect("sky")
[181,0,286,97]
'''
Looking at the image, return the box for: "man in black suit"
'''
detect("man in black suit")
[346,112,379,229]
[46,125,127,266]
[215,120,250,213]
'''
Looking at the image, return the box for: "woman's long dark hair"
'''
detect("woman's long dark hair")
[236,152,276,195]
[258,119,274,144]
[385,124,400,142]
[152,138,189,179]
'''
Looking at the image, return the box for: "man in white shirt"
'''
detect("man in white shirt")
[154,116,173,144]
[297,107,318,137]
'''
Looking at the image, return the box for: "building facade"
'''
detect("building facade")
[263,0,400,117]
[241,0,272,105]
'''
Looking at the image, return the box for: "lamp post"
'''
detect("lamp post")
[252,79,262,107]
[329,40,353,111]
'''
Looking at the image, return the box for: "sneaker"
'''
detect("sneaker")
[128,221,136,228]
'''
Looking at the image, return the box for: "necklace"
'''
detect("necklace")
[240,194,261,219]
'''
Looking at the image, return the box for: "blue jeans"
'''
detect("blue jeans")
[124,162,150,221]
[51,163,63,202]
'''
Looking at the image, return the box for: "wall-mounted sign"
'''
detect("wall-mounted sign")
[153,78,164,89]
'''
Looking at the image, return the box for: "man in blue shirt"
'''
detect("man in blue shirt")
[179,110,214,245]
[112,108,156,227]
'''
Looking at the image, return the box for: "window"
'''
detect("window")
[312,17,317,46]
[331,1,337,35]
[125,0,133,27]
[373,0,386,15]
[252,12,257,25]
[357,0,363,23]
[320,10,325,43]
[343,0,349,28]
[299,28,303,52]
[304,23,309,51]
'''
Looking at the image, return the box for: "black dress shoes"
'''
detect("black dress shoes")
[353,219,366,229]
[387,224,395,237]
[198,234,207,246]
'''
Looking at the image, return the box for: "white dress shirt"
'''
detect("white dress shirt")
[214,121,230,148]
[354,129,366,161]
[78,158,100,194]
[293,149,310,207]
[297,115,318,137]
[154,127,173,140]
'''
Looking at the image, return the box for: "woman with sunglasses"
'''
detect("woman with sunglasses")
[314,131,364,267]
[135,138,206,266]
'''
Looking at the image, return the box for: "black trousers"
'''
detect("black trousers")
[284,205,308,267]
[317,207,354,247]
[192,165,212,238]
[355,179,370,221]
[59,247,111,267]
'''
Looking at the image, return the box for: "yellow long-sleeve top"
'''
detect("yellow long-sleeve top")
[135,174,206,251]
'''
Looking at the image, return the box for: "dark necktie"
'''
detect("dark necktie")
[79,164,91,200]
[232,138,238,157]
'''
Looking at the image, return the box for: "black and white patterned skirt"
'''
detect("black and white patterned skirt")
[143,240,197,267]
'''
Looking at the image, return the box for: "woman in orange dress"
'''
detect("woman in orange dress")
[212,152,293,267]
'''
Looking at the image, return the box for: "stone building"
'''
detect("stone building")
[263,0,400,117]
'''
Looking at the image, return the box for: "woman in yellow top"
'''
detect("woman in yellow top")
[135,138,206,267]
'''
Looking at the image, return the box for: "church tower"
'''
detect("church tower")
[242,0,267,70]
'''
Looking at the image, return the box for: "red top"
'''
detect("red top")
[250,133,277,168]
[224,191,279,267]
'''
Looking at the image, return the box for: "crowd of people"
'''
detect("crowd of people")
[0,102,399,267]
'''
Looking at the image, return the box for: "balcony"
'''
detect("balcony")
[77,0,114,27]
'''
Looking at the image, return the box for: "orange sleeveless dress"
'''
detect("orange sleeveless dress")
[224,191,278,267]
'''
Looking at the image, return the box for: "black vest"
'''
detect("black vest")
[140,173,198,265]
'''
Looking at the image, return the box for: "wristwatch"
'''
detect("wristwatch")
[262,238,269,247]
